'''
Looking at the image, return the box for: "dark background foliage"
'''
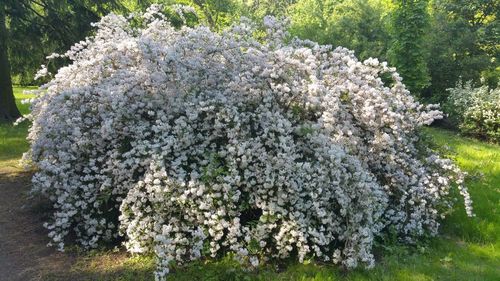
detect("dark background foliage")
[0,0,498,122]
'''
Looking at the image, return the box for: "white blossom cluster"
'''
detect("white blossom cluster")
[446,81,500,142]
[25,6,472,280]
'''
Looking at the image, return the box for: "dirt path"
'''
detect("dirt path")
[0,171,74,281]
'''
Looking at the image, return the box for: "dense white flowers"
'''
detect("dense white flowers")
[445,81,500,142]
[25,6,472,280]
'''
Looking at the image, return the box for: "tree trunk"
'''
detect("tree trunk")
[0,3,21,122]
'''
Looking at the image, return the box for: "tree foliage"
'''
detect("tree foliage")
[3,0,499,122]
[289,0,390,61]
[1,0,126,121]
[6,0,126,84]
[425,0,499,102]
[388,0,431,95]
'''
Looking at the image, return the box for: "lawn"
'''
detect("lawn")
[1,87,499,280]
[0,86,36,170]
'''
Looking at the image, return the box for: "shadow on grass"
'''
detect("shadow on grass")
[37,236,499,281]
[0,86,36,167]
[0,122,30,165]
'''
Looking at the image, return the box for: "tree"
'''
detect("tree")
[0,2,20,122]
[238,0,295,20]
[388,0,430,96]
[425,0,499,102]
[289,0,390,61]
[1,0,126,122]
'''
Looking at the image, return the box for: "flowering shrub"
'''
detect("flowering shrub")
[445,81,500,142]
[25,6,473,280]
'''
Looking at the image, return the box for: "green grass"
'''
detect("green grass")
[0,86,36,170]
[2,87,499,280]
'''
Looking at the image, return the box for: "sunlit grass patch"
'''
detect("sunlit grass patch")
[0,86,35,171]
